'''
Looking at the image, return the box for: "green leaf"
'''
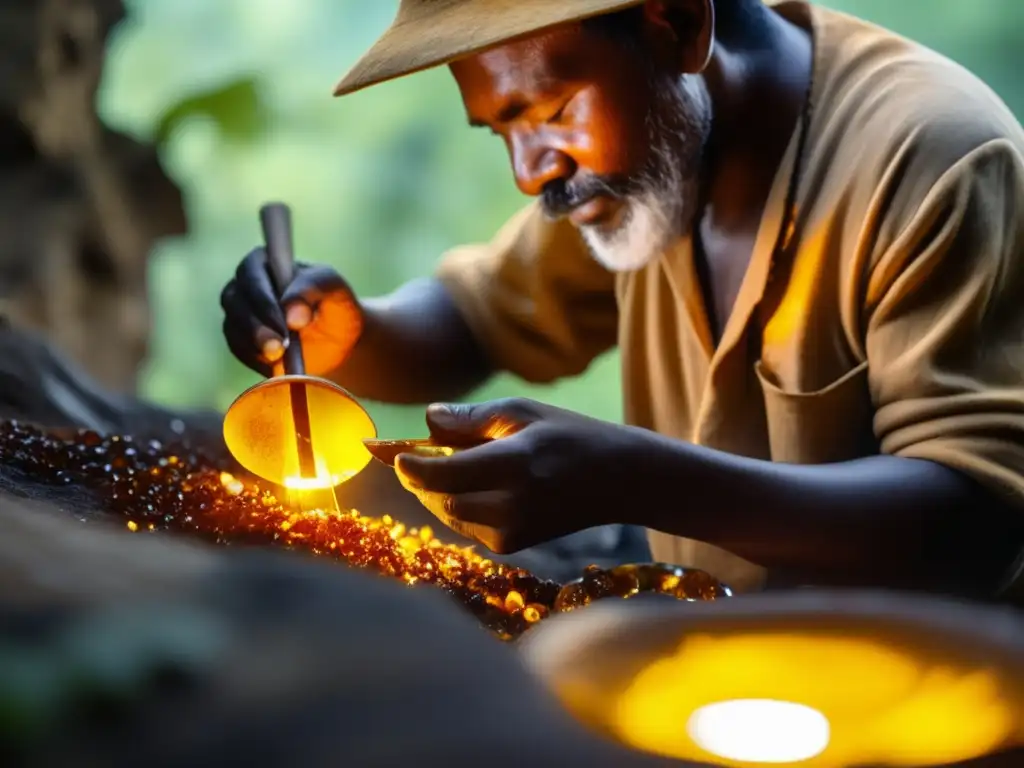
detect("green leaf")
[154,78,268,147]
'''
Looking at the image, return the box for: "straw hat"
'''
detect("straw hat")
[334,0,646,97]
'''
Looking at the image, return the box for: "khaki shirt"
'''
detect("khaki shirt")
[434,1,1024,598]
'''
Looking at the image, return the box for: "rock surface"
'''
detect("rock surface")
[0,495,695,768]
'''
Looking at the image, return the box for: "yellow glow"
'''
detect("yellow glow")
[687,699,830,764]
[278,453,357,492]
[363,438,456,467]
[223,375,376,488]
[608,633,1020,768]
[761,228,826,348]
[282,470,357,490]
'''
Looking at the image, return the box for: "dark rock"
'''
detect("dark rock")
[0,497,688,767]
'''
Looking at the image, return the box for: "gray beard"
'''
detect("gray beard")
[581,75,712,273]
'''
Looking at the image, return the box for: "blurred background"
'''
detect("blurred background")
[8,0,1023,441]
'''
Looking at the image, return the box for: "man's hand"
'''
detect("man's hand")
[220,248,363,377]
[395,398,645,553]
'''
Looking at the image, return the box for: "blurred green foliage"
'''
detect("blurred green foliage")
[96,0,1023,438]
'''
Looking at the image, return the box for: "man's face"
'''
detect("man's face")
[451,21,711,272]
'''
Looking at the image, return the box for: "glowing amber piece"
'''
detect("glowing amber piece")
[523,604,546,623]
[222,375,377,489]
[362,438,458,467]
[554,563,731,612]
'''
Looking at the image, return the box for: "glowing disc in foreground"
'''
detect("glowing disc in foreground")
[687,699,830,764]
[518,593,1024,768]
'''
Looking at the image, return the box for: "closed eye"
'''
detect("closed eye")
[547,91,580,125]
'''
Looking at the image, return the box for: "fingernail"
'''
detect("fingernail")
[263,339,283,361]
[286,303,311,330]
[395,456,423,488]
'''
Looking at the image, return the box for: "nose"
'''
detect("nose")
[509,130,575,197]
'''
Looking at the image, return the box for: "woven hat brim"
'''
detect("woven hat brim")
[333,0,645,97]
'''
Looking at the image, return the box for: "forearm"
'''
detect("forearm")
[633,433,1023,595]
[327,278,493,404]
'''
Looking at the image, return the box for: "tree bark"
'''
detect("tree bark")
[0,0,186,395]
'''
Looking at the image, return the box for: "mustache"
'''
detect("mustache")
[540,174,635,219]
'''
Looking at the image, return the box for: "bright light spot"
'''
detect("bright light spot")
[282,472,352,491]
[687,699,830,764]
[282,456,356,491]
[219,471,245,496]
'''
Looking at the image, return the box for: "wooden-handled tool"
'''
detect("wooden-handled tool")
[259,203,316,480]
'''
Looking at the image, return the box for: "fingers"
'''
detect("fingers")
[396,443,531,555]
[220,284,279,374]
[279,265,353,328]
[436,491,513,530]
[394,459,516,553]
[396,439,526,495]
[432,492,521,554]
[282,266,363,361]
[425,398,543,445]
[234,248,288,336]
[222,250,357,373]
[220,248,289,369]
[222,318,272,377]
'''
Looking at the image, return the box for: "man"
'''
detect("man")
[220,0,1024,601]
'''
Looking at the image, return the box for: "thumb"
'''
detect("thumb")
[424,403,487,446]
[425,398,536,445]
[279,265,352,315]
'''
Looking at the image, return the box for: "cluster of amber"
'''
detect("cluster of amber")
[0,420,729,638]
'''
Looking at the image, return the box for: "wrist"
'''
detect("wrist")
[607,425,687,526]
[624,429,736,541]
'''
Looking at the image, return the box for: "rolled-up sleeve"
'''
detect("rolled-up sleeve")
[866,139,1024,601]
[434,202,618,384]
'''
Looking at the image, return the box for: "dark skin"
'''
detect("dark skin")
[220,0,1022,597]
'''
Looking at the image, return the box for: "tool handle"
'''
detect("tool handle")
[259,202,306,376]
[260,202,296,295]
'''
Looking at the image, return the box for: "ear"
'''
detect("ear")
[643,0,715,74]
